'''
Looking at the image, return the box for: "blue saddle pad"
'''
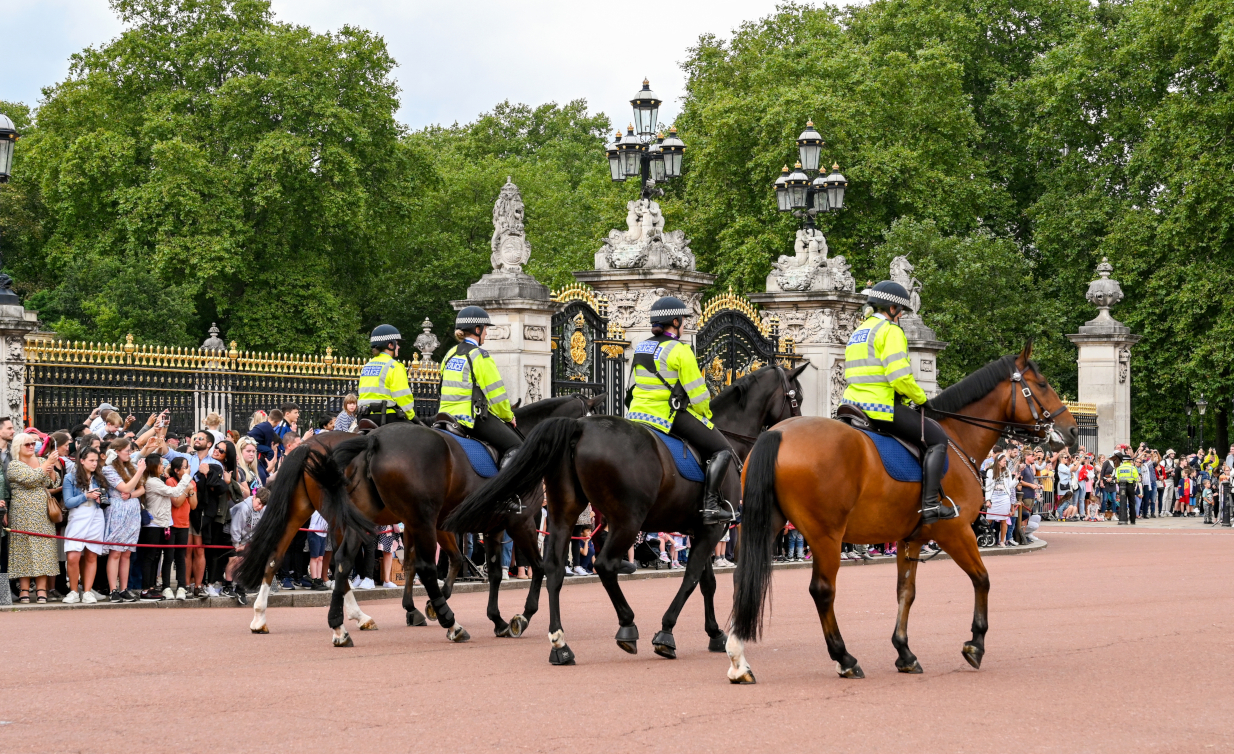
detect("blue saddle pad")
[650,431,705,482]
[434,429,499,478]
[857,429,947,483]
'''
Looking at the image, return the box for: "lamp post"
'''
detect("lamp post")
[0,112,20,305]
[1197,393,1208,455]
[771,121,848,229]
[604,79,685,199]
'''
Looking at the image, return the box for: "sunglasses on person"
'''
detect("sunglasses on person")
[22,441,36,447]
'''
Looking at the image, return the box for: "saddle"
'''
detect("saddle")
[432,413,500,477]
[647,430,706,483]
[836,403,948,483]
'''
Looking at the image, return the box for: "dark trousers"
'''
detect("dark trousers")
[467,414,523,457]
[868,401,949,451]
[138,527,170,590]
[1119,483,1137,524]
[279,530,308,580]
[203,519,233,584]
[167,527,189,588]
[669,410,733,459]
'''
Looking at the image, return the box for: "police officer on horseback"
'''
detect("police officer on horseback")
[358,324,415,425]
[843,281,957,526]
[627,296,736,526]
[439,306,522,467]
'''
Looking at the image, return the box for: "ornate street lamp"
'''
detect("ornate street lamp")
[1197,393,1208,453]
[0,111,19,305]
[603,80,686,199]
[0,112,17,184]
[770,120,848,229]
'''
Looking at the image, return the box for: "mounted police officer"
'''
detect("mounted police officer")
[626,296,735,526]
[438,306,522,467]
[357,324,415,425]
[843,281,956,526]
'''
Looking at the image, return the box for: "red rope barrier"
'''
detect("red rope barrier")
[4,528,234,549]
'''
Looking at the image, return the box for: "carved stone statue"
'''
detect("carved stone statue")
[201,323,225,351]
[827,255,856,292]
[889,255,922,314]
[597,193,695,271]
[490,177,531,274]
[413,318,439,358]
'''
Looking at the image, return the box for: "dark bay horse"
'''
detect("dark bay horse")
[727,344,1078,683]
[445,363,808,665]
[237,394,603,647]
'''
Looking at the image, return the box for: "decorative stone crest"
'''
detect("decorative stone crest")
[608,288,702,332]
[524,365,545,402]
[1118,346,1130,384]
[765,306,861,346]
[597,193,695,271]
[491,177,531,275]
[413,318,439,358]
[523,325,546,342]
[765,228,856,293]
[829,360,846,417]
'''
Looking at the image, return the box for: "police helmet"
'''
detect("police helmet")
[455,306,492,330]
[649,296,691,326]
[370,324,402,348]
[866,280,912,311]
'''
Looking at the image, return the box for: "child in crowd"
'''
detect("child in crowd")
[1201,478,1215,523]
[335,394,360,433]
[307,507,330,590]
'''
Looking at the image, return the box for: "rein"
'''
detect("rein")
[927,365,1069,447]
[718,364,802,447]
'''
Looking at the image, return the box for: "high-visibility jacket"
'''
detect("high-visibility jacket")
[842,314,928,421]
[626,335,713,433]
[358,353,415,416]
[438,340,513,428]
[1116,461,1140,484]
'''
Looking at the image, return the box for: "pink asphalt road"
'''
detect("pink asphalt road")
[2,528,1231,753]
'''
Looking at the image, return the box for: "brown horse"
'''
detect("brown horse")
[726,344,1078,683]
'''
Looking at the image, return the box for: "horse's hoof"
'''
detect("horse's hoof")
[406,608,428,627]
[708,632,728,653]
[333,633,353,648]
[250,625,269,634]
[652,630,676,659]
[425,600,437,622]
[510,614,529,638]
[358,619,378,631]
[836,662,865,679]
[897,659,923,674]
[494,621,513,638]
[728,668,756,684]
[549,644,576,665]
[962,643,984,669]
[447,625,470,643]
[615,624,639,654]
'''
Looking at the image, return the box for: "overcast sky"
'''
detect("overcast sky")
[0,0,817,131]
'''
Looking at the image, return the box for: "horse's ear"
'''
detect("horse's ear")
[1019,339,1034,363]
[586,392,607,409]
[511,399,523,410]
[789,362,809,380]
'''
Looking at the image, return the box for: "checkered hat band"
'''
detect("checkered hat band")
[650,307,691,317]
[370,334,401,342]
[870,292,910,307]
[455,317,491,325]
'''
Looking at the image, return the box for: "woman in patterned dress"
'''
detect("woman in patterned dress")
[8,433,61,603]
[102,438,147,602]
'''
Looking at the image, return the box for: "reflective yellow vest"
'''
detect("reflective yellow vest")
[1116,461,1139,484]
[438,340,513,428]
[626,335,713,432]
[842,314,928,421]
[358,353,415,416]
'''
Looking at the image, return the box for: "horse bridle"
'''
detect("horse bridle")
[926,363,1070,447]
[718,363,802,446]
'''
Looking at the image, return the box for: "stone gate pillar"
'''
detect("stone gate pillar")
[452,178,561,404]
[0,300,39,426]
[1068,258,1140,456]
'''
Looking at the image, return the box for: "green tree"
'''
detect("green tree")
[8,0,413,354]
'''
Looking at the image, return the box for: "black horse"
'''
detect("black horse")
[445,363,807,664]
[238,394,603,647]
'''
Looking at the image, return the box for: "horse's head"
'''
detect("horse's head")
[712,361,809,432]
[1008,341,1079,452]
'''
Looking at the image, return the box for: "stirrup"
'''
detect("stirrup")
[920,495,960,525]
[700,498,735,525]
[503,496,523,515]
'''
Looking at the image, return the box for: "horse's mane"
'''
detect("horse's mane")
[711,366,775,411]
[927,354,1032,413]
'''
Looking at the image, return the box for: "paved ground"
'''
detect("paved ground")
[2,527,1231,753]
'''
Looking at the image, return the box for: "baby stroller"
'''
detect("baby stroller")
[971,512,999,549]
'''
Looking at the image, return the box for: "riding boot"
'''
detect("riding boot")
[699,449,735,526]
[918,445,957,526]
[499,447,522,514]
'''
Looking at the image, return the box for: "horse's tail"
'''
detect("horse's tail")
[443,417,581,534]
[731,429,782,643]
[236,443,322,589]
[307,434,379,542]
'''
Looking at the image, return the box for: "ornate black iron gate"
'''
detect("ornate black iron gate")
[694,289,798,397]
[550,285,627,415]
